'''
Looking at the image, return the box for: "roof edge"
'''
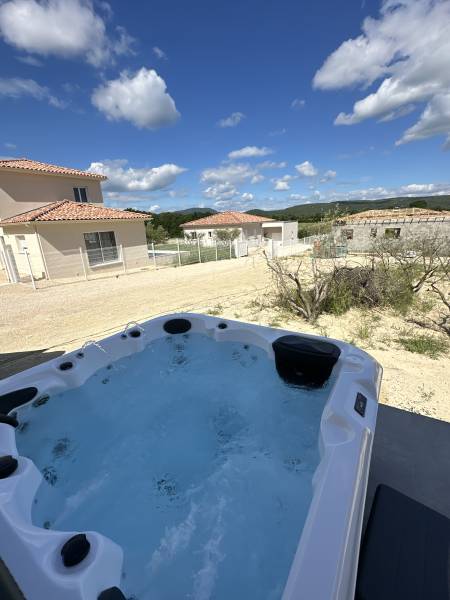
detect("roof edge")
[0,161,107,181]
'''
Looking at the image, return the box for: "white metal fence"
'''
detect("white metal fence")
[148,238,243,269]
[2,238,248,290]
[2,234,330,290]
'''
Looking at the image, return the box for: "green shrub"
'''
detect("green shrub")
[375,265,415,315]
[396,333,449,359]
[323,278,354,315]
[323,264,414,316]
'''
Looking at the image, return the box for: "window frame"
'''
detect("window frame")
[384,227,401,239]
[343,228,354,240]
[83,230,119,267]
[370,227,377,238]
[15,235,27,254]
[73,187,88,203]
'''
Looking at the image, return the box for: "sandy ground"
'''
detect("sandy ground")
[1,256,449,422]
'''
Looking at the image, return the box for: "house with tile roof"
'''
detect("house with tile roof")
[181,211,298,248]
[332,207,450,252]
[0,159,149,281]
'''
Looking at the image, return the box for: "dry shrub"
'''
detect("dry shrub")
[266,256,331,322]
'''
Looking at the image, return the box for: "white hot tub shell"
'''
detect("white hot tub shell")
[0,313,382,600]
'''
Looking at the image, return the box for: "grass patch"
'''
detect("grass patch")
[413,296,436,315]
[396,333,448,359]
[317,325,329,338]
[206,304,223,316]
[352,319,375,344]
[268,319,282,328]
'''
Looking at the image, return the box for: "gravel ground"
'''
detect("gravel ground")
[1,257,449,421]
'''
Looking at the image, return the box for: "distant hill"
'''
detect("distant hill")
[147,208,218,237]
[124,206,217,237]
[247,195,450,222]
[173,207,217,215]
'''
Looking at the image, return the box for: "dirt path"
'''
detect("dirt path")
[1,258,270,353]
[1,257,449,422]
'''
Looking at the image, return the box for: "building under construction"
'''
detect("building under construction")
[332,208,450,252]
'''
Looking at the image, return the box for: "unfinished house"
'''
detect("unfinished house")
[333,208,450,252]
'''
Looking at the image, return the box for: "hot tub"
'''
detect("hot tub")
[0,313,381,600]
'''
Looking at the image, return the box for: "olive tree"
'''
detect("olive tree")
[215,228,241,242]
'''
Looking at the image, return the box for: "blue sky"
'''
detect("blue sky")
[1,0,450,212]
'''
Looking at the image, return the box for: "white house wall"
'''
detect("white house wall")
[0,171,104,220]
[281,221,299,243]
[0,225,46,279]
[37,220,149,279]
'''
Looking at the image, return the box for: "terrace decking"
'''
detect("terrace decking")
[365,404,450,522]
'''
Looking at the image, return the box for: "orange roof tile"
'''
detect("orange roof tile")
[0,158,107,180]
[1,201,149,224]
[182,211,274,227]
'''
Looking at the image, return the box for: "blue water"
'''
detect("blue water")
[15,333,329,600]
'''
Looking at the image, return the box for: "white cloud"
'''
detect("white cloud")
[241,192,254,201]
[153,46,167,60]
[398,93,450,148]
[274,180,289,191]
[0,0,134,66]
[201,161,262,205]
[114,25,135,57]
[4,142,17,149]
[88,159,186,192]
[273,174,294,191]
[0,77,64,107]
[203,182,239,201]
[291,98,305,110]
[320,169,337,183]
[295,160,318,177]
[316,181,450,203]
[149,204,160,212]
[213,197,256,210]
[251,173,265,184]
[313,0,450,146]
[217,112,245,128]
[92,68,180,129]
[257,160,287,169]
[201,162,257,185]
[16,54,43,66]
[228,146,273,160]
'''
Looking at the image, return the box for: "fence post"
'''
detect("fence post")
[197,237,201,263]
[79,247,88,280]
[151,242,157,269]
[121,244,127,274]
[177,239,182,266]
[24,248,36,290]
[229,239,232,259]
[215,241,218,261]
